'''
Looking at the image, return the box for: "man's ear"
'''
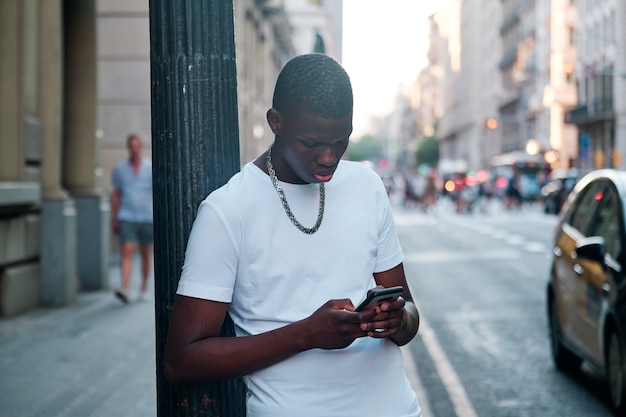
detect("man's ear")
[266,108,282,135]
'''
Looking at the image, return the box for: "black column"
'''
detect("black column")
[149,1,245,415]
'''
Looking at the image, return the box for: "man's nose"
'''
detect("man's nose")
[318,147,338,166]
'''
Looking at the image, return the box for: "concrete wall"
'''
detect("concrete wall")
[97,0,152,195]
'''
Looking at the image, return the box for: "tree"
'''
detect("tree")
[345,134,384,162]
[415,137,439,168]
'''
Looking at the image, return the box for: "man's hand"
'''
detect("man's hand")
[110,190,121,235]
[304,299,376,350]
[358,296,406,338]
[371,264,420,346]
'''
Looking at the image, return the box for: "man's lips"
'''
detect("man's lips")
[314,173,334,182]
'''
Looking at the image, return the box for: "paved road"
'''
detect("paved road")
[395,198,616,417]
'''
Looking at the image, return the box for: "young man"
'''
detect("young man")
[165,53,421,416]
[111,133,153,303]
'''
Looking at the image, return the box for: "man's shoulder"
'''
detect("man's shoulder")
[112,159,128,173]
[337,160,383,183]
[205,163,259,200]
[339,159,367,172]
[114,158,127,167]
[142,157,153,173]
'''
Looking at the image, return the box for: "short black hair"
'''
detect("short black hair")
[272,53,353,119]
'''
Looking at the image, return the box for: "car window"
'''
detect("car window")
[566,181,605,236]
[589,185,622,260]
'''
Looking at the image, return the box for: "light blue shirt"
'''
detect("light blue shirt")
[111,157,153,223]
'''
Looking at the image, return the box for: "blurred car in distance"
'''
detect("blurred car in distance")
[542,172,578,214]
[546,169,626,415]
[518,173,543,202]
[490,151,548,202]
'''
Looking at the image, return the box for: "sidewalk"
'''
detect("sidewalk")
[0,257,156,417]
[0,255,431,417]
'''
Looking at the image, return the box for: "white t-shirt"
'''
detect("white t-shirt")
[177,160,421,417]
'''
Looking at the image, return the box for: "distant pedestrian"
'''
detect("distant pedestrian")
[423,169,438,211]
[504,171,522,209]
[111,133,153,303]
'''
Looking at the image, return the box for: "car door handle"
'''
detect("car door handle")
[573,264,584,275]
[553,247,563,257]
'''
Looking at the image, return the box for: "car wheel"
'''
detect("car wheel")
[549,297,582,372]
[607,329,626,414]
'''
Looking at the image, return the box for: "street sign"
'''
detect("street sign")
[580,133,590,160]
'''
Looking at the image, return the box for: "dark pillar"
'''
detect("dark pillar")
[63,0,110,291]
[149,1,245,416]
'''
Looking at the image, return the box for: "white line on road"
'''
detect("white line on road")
[417,314,479,417]
[405,249,519,263]
[505,235,525,245]
[524,242,546,252]
[402,346,434,417]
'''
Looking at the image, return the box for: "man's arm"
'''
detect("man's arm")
[110,189,121,234]
[366,263,420,346]
[164,294,378,384]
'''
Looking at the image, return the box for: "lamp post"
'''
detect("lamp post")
[150,1,246,415]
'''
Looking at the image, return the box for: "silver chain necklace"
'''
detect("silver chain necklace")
[265,143,325,234]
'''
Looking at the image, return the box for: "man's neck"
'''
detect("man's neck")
[130,156,141,173]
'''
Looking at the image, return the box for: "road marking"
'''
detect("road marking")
[524,242,546,252]
[405,212,553,257]
[405,249,519,263]
[418,314,480,417]
[402,345,434,417]
[505,235,524,245]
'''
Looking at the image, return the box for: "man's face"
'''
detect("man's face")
[128,137,142,159]
[271,108,353,184]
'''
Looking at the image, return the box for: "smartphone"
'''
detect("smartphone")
[355,286,404,312]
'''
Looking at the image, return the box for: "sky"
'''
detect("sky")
[342,1,444,138]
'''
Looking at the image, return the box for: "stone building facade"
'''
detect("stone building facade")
[0,0,342,317]
[418,0,583,172]
[567,0,626,173]
[1,0,107,317]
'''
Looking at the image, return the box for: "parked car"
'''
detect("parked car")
[546,169,626,415]
[541,174,578,214]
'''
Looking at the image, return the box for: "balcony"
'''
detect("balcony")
[566,98,614,124]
